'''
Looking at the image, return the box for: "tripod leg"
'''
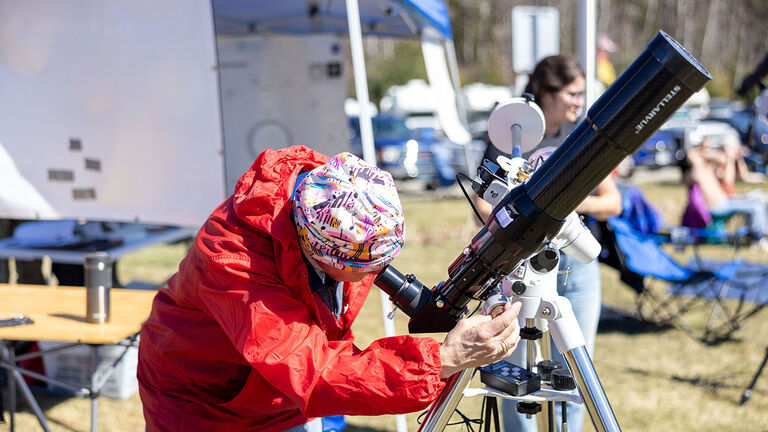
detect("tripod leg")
[561,401,568,432]
[546,401,555,432]
[741,346,768,405]
[418,368,475,432]
[549,302,621,432]
[483,396,501,432]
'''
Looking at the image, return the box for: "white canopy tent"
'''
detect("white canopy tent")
[0,0,466,228]
[212,0,466,168]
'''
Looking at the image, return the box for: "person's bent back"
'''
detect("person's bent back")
[138,146,522,431]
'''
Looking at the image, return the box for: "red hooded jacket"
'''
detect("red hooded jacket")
[138,146,445,431]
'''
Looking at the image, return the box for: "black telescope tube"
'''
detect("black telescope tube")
[524,30,712,220]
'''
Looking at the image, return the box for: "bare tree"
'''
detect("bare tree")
[363,0,768,99]
[453,0,768,96]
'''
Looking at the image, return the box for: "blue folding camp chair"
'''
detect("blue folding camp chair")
[599,188,768,343]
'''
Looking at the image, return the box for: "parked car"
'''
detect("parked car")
[705,108,768,173]
[348,115,462,188]
[707,106,768,156]
[632,129,679,169]
[631,107,743,172]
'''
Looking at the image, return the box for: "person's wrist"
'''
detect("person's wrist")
[439,344,459,378]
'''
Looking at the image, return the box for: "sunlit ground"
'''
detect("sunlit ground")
[3,172,768,431]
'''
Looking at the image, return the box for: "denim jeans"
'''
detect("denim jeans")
[501,253,602,432]
[281,418,323,432]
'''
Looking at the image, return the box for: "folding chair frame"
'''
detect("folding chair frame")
[603,217,767,344]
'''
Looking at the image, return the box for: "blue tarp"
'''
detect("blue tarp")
[212,0,452,40]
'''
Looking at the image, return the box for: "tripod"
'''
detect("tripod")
[418,246,620,432]
[741,346,768,405]
[414,96,619,430]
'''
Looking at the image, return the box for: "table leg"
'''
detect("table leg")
[12,368,50,432]
[91,345,98,432]
[3,343,51,432]
[7,344,14,431]
[0,367,4,425]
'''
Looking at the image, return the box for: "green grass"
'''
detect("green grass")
[4,178,768,431]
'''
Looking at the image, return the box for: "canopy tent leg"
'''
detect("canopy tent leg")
[346,0,377,167]
[347,3,407,431]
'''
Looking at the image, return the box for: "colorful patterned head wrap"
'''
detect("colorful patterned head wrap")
[292,152,405,273]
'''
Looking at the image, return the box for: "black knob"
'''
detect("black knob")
[520,326,543,340]
[536,360,562,382]
[551,368,576,391]
[516,402,542,415]
[511,281,526,295]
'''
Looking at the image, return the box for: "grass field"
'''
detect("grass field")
[3,174,768,431]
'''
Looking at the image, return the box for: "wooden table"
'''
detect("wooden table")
[0,284,157,432]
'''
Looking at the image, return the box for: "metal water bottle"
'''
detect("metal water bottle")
[85,252,111,324]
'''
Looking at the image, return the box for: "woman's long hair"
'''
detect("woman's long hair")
[524,55,585,103]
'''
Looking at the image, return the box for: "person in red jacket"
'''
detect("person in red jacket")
[137,146,522,432]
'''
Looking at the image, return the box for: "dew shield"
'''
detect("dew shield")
[524,30,712,221]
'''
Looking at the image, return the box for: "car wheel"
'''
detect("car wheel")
[425,176,441,191]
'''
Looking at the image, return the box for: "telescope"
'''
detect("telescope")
[375,31,711,334]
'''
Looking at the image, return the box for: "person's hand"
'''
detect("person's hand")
[686,147,704,166]
[439,301,522,378]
